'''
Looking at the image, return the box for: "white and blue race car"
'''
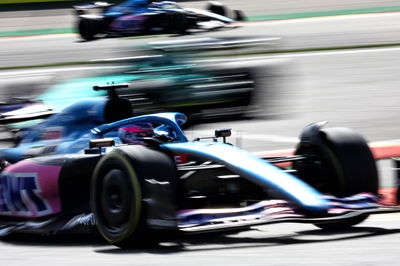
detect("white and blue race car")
[0,84,397,248]
[73,0,245,40]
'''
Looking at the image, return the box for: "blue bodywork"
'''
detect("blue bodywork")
[102,0,233,22]
[0,97,333,214]
[0,98,187,163]
[104,0,156,18]
[163,142,331,213]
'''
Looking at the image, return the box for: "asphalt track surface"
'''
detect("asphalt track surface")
[2,11,400,68]
[2,5,400,266]
[1,214,400,265]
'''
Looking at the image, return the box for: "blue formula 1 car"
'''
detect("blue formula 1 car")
[73,0,245,40]
[0,84,398,248]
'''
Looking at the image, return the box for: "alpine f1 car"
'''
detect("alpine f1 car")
[0,84,399,248]
[73,0,245,40]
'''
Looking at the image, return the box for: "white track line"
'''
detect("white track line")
[246,10,400,26]
[0,33,75,41]
[0,65,128,77]
[2,44,400,77]
[250,139,400,156]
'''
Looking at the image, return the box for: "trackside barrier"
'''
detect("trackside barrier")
[370,143,400,205]
[391,157,400,204]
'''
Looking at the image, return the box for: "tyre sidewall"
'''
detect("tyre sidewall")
[91,151,142,244]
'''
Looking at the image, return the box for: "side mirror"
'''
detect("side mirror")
[215,128,231,143]
[89,138,115,148]
[86,138,115,154]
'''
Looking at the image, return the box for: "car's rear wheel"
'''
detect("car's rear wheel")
[293,125,378,230]
[207,1,227,16]
[91,146,177,248]
[78,18,103,41]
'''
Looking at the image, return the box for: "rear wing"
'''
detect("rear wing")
[93,83,130,99]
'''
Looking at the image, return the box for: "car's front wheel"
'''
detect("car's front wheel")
[293,124,379,230]
[91,146,177,248]
[166,11,187,34]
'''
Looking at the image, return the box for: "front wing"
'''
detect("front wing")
[1,193,399,237]
[1,142,400,237]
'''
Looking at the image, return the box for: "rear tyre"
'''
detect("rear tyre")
[91,146,177,248]
[78,18,102,41]
[294,126,378,230]
[207,1,227,16]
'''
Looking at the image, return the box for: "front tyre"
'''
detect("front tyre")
[294,125,379,230]
[91,146,177,248]
[167,11,187,34]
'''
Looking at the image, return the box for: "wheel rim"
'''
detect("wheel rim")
[96,168,136,236]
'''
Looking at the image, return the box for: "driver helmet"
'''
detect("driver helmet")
[118,122,154,145]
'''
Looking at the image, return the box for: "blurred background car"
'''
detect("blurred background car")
[73,0,245,40]
[0,36,289,132]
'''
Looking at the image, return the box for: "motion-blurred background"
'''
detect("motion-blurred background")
[1,0,400,264]
[1,0,400,151]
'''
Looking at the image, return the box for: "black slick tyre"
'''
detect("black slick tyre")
[294,127,379,230]
[233,10,245,21]
[167,11,187,34]
[207,1,227,16]
[91,145,177,248]
[78,18,101,41]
